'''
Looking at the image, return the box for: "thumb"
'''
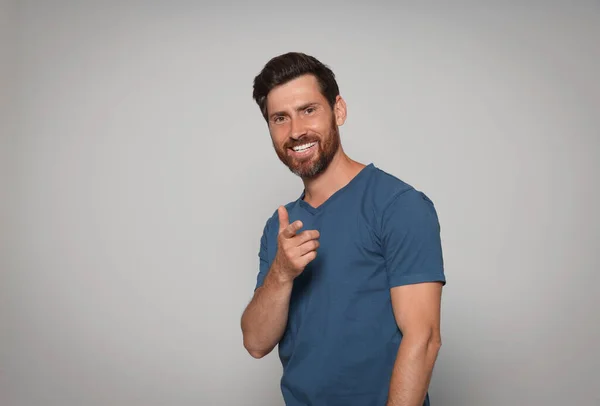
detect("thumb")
[277,206,289,232]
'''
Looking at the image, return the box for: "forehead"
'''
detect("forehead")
[266,74,327,114]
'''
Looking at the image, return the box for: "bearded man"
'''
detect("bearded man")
[240,52,447,406]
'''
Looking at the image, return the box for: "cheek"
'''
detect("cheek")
[304,118,328,134]
[269,127,288,145]
[273,136,289,152]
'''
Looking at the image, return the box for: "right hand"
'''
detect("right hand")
[273,205,320,282]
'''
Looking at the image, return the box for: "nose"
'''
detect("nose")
[290,117,307,140]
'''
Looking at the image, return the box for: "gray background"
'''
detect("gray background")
[1,1,599,405]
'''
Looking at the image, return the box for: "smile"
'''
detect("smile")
[288,141,318,159]
[292,141,317,152]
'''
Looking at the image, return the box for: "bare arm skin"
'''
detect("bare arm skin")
[241,206,320,358]
[241,264,293,358]
[386,282,443,406]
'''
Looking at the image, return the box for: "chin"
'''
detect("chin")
[290,160,327,179]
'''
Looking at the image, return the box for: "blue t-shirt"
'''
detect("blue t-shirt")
[254,163,446,406]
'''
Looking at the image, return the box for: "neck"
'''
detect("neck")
[301,148,366,208]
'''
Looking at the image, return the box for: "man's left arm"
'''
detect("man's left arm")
[386,282,443,406]
[378,189,446,406]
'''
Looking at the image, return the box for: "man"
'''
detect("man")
[240,52,446,406]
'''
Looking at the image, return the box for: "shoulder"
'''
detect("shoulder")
[366,164,433,209]
[366,165,439,229]
[369,166,414,198]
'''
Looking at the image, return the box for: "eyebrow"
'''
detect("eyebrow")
[270,102,318,120]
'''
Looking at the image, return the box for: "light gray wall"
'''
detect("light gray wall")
[2,2,599,405]
[1,0,18,400]
[0,0,15,248]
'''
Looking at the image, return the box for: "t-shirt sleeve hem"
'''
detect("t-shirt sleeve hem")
[254,278,266,291]
[388,272,446,288]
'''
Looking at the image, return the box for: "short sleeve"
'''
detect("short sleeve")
[380,188,446,288]
[255,218,272,290]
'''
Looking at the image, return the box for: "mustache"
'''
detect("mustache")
[285,136,320,149]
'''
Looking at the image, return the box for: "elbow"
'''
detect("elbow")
[430,336,442,353]
[243,337,271,359]
[403,329,442,355]
[245,345,270,359]
[426,332,442,356]
[248,349,268,359]
[425,327,442,349]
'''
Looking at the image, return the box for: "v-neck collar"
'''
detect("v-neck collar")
[297,163,374,215]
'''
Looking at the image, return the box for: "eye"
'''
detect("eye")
[273,116,285,124]
[305,107,316,114]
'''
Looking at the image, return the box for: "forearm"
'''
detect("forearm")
[386,334,441,406]
[241,264,293,358]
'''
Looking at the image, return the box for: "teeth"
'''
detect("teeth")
[293,142,316,152]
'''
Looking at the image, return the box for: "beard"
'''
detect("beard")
[273,116,341,179]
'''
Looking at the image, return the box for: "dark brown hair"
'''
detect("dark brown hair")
[252,52,340,121]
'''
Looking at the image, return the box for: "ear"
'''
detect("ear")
[333,95,347,126]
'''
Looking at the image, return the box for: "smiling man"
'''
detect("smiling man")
[240,52,446,406]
